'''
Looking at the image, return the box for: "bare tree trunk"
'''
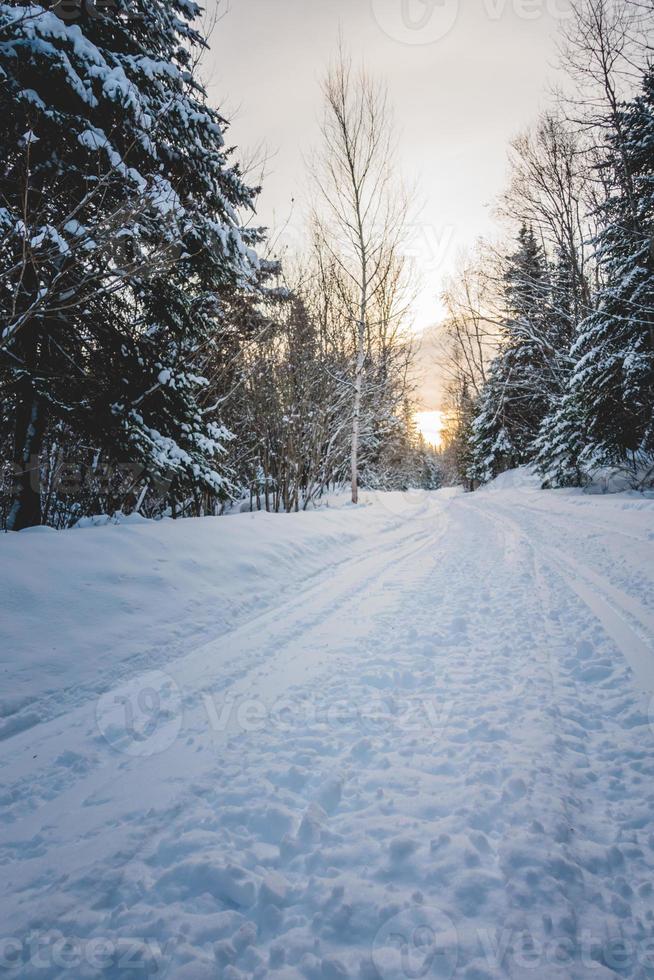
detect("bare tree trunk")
[8,379,45,530]
[351,310,366,504]
[7,318,46,531]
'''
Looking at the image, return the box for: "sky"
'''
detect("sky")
[204,0,569,408]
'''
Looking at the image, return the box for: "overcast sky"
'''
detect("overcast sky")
[205,0,569,407]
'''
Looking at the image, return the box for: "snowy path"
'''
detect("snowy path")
[1,482,654,978]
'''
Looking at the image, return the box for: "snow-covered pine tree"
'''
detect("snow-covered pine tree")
[1,0,266,529]
[534,390,587,488]
[467,362,516,486]
[467,225,551,483]
[534,246,587,486]
[568,65,654,482]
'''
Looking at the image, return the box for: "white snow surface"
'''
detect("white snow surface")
[1,478,654,978]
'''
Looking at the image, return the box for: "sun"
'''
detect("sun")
[415,410,445,449]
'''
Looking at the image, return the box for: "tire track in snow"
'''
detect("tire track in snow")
[0,495,454,944]
[539,547,654,694]
[479,497,654,695]
[0,497,444,748]
[458,494,654,978]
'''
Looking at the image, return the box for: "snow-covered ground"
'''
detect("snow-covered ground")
[2,475,654,979]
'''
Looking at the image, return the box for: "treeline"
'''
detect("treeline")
[440,0,654,492]
[0,3,437,530]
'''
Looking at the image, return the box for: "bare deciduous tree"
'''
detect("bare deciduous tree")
[311,47,408,503]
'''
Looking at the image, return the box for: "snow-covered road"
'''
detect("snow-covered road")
[2,478,654,978]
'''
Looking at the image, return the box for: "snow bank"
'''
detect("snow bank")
[477,465,542,492]
[482,464,654,496]
[1,510,350,733]
[0,494,427,738]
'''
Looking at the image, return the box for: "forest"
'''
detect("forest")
[1,0,653,530]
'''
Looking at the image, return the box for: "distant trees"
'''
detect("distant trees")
[221,292,352,513]
[218,241,433,514]
[436,250,495,486]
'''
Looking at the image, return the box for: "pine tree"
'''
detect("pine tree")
[0,0,266,528]
[534,247,587,486]
[533,391,587,488]
[569,65,654,480]
[468,225,551,482]
[441,381,476,489]
[467,365,518,485]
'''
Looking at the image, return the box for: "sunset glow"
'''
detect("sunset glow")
[415,410,445,449]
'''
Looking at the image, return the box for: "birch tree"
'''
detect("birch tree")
[312,49,407,503]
